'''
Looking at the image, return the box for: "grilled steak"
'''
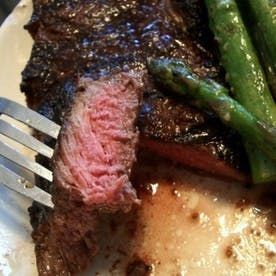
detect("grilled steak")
[21,0,246,178]
[21,0,248,274]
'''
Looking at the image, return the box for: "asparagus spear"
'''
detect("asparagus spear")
[238,0,276,98]
[204,0,276,184]
[148,58,276,163]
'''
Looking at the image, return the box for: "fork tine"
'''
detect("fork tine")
[0,119,54,159]
[0,164,53,208]
[0,140,53,182]
[0,97,61,139]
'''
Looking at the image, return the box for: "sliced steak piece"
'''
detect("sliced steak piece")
[53,74,142,211]
[32,74,142,275]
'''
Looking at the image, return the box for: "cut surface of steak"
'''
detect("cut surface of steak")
[54,74,141,210]
[32,74,142,276]
[22,0,249,275]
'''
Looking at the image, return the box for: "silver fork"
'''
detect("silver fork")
[0,97,61,208]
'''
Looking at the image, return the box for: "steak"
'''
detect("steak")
[21,0,248,274]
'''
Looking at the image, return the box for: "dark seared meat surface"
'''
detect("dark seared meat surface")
[21,0,248,275]
[139,92,248,182]
[21,0,220,110]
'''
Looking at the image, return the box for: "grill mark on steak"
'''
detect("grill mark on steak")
[22,0,248,274]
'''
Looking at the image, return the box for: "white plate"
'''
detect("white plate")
[0,1,37,275]
[0,1,275,276]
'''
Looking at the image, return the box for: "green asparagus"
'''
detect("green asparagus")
[238,0,276,98]
[204,0,276,184]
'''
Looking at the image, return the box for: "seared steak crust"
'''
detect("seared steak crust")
[139,92,247,182]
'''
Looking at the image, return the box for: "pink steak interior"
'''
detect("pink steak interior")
[53,74,142,211]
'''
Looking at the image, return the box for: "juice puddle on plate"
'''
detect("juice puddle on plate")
[85,153,276,275]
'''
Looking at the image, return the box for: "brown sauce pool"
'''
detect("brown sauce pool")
[83,153,276,275]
